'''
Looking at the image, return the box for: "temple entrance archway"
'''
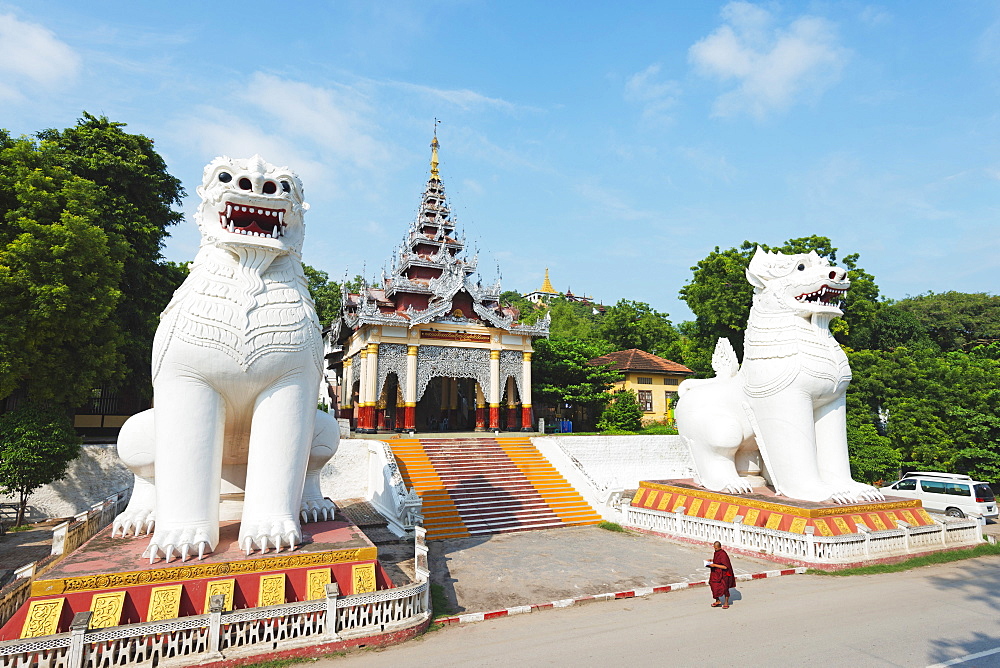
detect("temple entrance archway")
[416,377,477,432]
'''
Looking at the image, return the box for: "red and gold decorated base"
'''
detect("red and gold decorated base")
[633,480,934,536]
[2,518,391,641]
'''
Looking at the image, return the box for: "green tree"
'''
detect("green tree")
[598,299,681,359]
[548,297,599,340]
[597,389,643,432]
[303,264,341,327]
[849,303,929,351]
[532,338,619,419]
[896,291,1000,352]
[846,346,1000,482]
[37,113,185,397]
[0,132,125,406]
[0,404,81,526]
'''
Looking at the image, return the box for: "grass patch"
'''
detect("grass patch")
[430,582,455,618]
[597,520,627,533]
[808,541,1000,576]
[7,525,33,533]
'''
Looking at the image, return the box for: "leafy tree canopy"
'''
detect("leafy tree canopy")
[0,114,184,406]
[36,113,185,395]
[895,291,1000,352]
[598,299,680,360]
[0,131,124,406]
[531,338,619,411]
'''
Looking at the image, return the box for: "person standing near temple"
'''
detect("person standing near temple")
[707,541,737,608]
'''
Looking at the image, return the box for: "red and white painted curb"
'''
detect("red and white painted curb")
[434,567,807,625]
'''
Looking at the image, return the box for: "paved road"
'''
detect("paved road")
[316,556,1000,668]
[428,525,785,613]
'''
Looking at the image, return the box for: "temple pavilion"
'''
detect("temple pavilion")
[326,133,549,433]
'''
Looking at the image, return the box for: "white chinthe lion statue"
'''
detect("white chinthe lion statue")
[113,155,338,562]
[675,247,884,504]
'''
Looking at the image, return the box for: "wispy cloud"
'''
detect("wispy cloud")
[390,81,524,113]
[574,178,655,222]
[170,73,393,194]
[0,12,80,102]
[689,1,849,120]
[625,64,681,123]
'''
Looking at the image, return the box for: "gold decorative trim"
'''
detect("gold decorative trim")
[489,349,501,359]
[352,563,376,595]
[306,568,331,601]
[258,573,286,607]
[147,585,183,621]
[21,598,64,638]
[638,481,920,517]
[32,546,378,596]
[90,591,126,628]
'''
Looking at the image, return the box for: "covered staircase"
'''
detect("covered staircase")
[389,437,602,540]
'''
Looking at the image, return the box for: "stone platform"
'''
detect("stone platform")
[632,479,934,536]
[2,518,391,640]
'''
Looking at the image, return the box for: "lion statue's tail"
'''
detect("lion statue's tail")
[678,337,740,397]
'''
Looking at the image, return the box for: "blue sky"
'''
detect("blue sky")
[2,1,998,322]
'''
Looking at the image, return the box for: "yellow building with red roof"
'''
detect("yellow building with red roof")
[588,349,693,425]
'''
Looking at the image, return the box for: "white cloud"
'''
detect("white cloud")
[392,81,521,113]
[689,1,849,119]
[859,6,891,27]
[0,13,80,101]
[170,73,395,198]
[625,64,681,123]
[241,73,390,170]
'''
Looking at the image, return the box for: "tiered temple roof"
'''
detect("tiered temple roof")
[332,134,550,342]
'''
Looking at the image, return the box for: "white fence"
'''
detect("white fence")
[0,491,130,631]
[625,504,983,565]
[0,527,431,668]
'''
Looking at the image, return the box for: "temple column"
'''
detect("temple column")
[357,343,378,433]
[521,351,534,432]
[474,382,486,432]
[448,375,459,428]
[489,350,501,430]
[356,348,369,432]
[367,343,379,432]
[403,345,418,433]
[340,358,354,427]
[506,376,519,431]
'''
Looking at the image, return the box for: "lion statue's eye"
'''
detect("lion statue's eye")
[797,264,805,271]
[218,172,233,183]
[280,181,291,193]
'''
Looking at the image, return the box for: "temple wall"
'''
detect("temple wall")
[0,443,132,522]
[533,435,695,491]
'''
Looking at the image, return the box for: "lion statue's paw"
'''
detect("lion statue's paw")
[112,509,155,538]
[239,517,302,555]
[145,525,213,563]
[300,497,336,523]
[720,477,756,495]
[826,483,886,505]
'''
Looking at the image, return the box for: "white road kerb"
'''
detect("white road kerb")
[435,567,807,625]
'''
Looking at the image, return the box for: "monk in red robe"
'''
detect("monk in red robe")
[708,541,736,608]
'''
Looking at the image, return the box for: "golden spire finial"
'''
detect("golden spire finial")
[430,118,441,180]
[540,268,556,294]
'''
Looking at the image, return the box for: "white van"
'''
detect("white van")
[881,472,997,519]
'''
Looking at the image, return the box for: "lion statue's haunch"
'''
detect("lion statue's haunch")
[675,248,884,504]
[112,155,338,562]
